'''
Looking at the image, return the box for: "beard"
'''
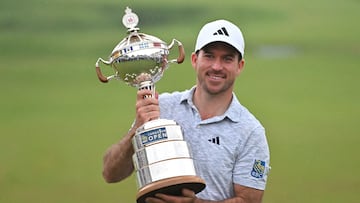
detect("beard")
[197,73,235,95]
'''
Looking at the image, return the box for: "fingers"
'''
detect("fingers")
[182,188,196,198]
[136,103,160,123]
[135,89,160,126]
[145,189,196,203]
[145,196,166,203]
[137,89,155,100]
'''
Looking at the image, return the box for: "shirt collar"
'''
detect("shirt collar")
[180,86,242,123]
[180,86,196,104]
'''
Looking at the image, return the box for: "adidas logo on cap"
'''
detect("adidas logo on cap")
[213,27,229,36]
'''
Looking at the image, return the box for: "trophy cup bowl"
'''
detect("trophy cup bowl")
[95,7,205,203]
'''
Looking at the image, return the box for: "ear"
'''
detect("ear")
[236,59,245,76]
[191,52,198,69]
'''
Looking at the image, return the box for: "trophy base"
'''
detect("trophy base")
[136,175,205,203]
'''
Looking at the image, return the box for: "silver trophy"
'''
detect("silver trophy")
[95,7,205,203]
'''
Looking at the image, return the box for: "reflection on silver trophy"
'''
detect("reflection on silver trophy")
[95,7,205,203]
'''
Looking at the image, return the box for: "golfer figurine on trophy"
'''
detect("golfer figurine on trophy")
[95,7,205,203]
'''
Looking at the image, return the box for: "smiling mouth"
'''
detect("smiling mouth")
[207,73,226,80]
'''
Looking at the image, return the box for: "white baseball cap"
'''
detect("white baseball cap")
[195,19,245,57]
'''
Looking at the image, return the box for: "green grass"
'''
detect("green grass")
[1,0,359,202]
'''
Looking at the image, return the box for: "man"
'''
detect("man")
[102,19,271,203]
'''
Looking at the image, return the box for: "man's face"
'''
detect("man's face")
[191,42,244,95]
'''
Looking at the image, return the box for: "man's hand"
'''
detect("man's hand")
[134,89,160,129]
[145,189,197,203]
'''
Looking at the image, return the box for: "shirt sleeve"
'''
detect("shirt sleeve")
[233,126,271,190]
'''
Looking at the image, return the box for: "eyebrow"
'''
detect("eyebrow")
[202,49,236,58]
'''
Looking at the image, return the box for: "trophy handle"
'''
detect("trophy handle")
[95,58,114,83]
[168,39,185,64]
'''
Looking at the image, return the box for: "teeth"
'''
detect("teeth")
[207,72,225,79]
[210,75,223,79]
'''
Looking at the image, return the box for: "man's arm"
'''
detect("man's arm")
[102,127,136,183]
[221,184,263,203]
[102,89,160,183]
[146,184,264,203]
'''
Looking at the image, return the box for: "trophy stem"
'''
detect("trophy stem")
[139,81,155,99]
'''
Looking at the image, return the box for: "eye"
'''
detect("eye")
[224,56,234,62]
[203,53,214,59]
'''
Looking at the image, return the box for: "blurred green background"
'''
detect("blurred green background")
[1,0,359,202]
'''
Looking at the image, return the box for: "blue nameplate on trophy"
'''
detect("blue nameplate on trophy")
[140,127,168,145]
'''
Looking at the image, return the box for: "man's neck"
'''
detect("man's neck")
[193,87,233,120]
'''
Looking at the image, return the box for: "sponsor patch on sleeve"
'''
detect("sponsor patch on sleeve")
[251,159,266,178]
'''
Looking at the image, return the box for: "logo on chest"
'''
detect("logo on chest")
[208,136,220,145]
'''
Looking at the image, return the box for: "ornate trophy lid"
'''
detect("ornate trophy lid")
[95,6,185,87]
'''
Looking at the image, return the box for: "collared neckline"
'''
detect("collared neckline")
[179,86,242,123]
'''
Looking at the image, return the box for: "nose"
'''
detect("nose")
[211,58,223,71]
